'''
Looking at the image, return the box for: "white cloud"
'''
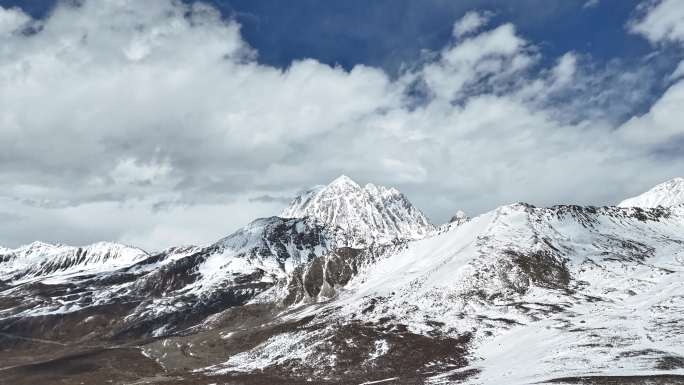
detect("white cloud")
[619,0,684,147]
[583,0,600,9]
[629,0,684,44]
[452,11,491,38]
[671,60,684,81]
[551,52,577,87]
[421,23,531,101]
[0,1,682,250]
[0,194,284,251]
[618,75,684,145]
[0,6,29,36]
[110,158,173,185]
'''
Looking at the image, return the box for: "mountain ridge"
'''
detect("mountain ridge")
[0,241,149,283]
[2,176,684,384]
[619,177,684,208]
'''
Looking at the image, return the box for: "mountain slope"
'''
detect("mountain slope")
[340,203,684,383]
[0,216,337,338]
[3,179,684,384]
[281,175,434,246]
[195,203,684,384]
[619,177,684,208]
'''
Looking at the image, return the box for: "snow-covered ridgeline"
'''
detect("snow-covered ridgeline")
[217,202,684,382]
[619,177,684,208]
[3,176,684,383]
[339,203,684,382]
[0,241,149,282]
[1,216,337,321]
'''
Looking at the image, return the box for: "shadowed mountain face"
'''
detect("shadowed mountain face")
[2,177,684,385]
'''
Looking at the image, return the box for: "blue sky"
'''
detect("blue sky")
[0,0,683,249]
[0,1,670,69]
[3,0,678,120]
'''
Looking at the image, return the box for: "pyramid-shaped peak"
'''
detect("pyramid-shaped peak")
[618,177,684,208]
[281,177,434,246]
[328,174,361,189]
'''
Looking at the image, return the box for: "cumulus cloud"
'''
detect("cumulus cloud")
[619,80,684,145]
[551,53,577,87]
[629,0,684,44]
[619,0,684,147]
[0,6,29,36]
[452,11,491,38]
[0,0,682,249]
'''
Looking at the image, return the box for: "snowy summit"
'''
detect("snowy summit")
[619,177,684,208]
[281,175,434,246]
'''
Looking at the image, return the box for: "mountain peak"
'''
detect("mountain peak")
[450,210,469,223]
[281,177,433,246]
[329,174,360,188]
[618,177,684,208]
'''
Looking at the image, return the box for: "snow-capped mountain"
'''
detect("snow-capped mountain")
[0,241,149,283]
[174,201,683,385]
[281,175,434,246]
[619,177,684,208]
[0,216,335,335]
[3,178,684,385]
[331,203,684,383]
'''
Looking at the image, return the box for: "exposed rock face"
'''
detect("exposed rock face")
[619,177,684,208]
[2,178,684,384]
[281,175,434,246]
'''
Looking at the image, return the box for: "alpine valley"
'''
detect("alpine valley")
[2,175,684,385]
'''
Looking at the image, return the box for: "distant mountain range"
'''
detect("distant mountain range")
[2,176,684,385]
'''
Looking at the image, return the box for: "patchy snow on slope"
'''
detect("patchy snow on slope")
[120,216,338,326]
[261,202,684,383]
[188,216,334,294]
[203,328,327,375]
[619,177,684,208]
